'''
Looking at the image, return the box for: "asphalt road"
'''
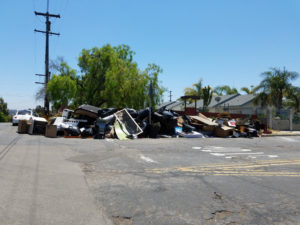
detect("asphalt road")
[0,123,300,225]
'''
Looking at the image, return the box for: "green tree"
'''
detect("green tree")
[202,85,213,111]
[183,79,203,103]
[183,80,213,111]
[240,85,257,94]
[254,68,299,114]
[214,85,239,96]
[102,56,148,109]
[78,45,119,106]
[36,57,66,102]
[78,44,165,109]
[145,63,165,109]
[0,97,9,122]
[284,86,300,113]
[34,105,44,117]
[47,62,77,110]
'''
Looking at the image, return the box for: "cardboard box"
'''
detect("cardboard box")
[45,125,57,138]
[214,125,234,138]
[18,120,29,133]
[202,125,215,132]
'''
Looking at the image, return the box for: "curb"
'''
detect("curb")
[262,134,300,137]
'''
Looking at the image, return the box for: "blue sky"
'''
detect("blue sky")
[1,0,300,109]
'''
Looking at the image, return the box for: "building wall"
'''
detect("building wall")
[207,101,264,115]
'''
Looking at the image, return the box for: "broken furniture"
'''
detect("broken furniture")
[114,109,143,139]
[28,117,48,135]
[74,104,101,119]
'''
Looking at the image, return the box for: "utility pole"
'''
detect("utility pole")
[34,0,60,116]
[169,90,172,102]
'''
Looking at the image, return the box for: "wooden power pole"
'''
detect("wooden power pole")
[169,90,172,102]
[34,1,60,116]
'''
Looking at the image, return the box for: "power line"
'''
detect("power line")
[34,3,60,116]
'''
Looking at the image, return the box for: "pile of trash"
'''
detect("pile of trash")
[17,104,263,140]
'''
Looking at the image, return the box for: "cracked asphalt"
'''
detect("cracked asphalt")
[1,123,300,225]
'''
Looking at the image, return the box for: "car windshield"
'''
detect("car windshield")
[18,110,31,115]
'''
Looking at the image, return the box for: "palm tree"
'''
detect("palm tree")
[254,68,299,114]
[240,85,257,94]
[202,85,213,111]
[285,86,300,113]
[184,80,213,111]
[214,85,239,96]
[183,79,203,103]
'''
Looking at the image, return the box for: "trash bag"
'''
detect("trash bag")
[182,123,196,133]
[153,112,177,135]
[94,118,106,139]
[125,108,138,118]
[80,127,94,138]
[162,110,174,119]
[102,114,116,125]
[137,108,150,122]
[98,108,118,118]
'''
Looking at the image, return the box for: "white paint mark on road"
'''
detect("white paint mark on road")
[202,146,280,160]
[280,137,299,142]
[192,147,202,150]
[210,153,225,156]
[212,146,224,149]
[204,149,252,153]
[105,139,114,142]
[140,155,158,164]
[223,152,264,155]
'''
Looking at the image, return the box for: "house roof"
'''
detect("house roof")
[157,101,184,110]
[186,94,240,109]
[221,94,255,107]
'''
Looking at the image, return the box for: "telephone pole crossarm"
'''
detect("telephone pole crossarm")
[34,11,60,18]
[34,29,60,36]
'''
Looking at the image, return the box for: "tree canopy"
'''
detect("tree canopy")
[183,79,213,111]
[46,44,165,110]
[254,68,299,114]
[0,97,9,122]
[214,85,239,96]
[47,62,78,110]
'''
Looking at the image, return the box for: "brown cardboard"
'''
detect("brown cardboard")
[202,125,215,132]
[214,125,234,138]
[190,114,218,126]
[18,120,29,133]
[45,125,57,138]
